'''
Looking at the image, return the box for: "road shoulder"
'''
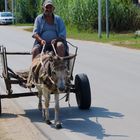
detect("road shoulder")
[0,99,46,140]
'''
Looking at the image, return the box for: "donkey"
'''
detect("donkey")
[28,51,76,129]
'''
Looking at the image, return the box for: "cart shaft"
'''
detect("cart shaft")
[0,92,38,99]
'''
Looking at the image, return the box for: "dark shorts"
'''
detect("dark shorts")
[33,41,69,56]
[33,43,54,53]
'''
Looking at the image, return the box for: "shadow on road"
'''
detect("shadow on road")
[23,106,128,140]
[0,113,17,119]
[61,106,127,139]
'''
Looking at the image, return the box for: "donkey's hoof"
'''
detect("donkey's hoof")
[39,108,42,111]
[55,123,62,129]
[38,105,42,111]
[46,120,52,125]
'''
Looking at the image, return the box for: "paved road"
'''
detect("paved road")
[0,25,140,140]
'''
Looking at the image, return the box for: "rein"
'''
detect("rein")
[41,93,68,103]
[37,44,56,88]
[37,42,69,92]
[40,44,46,67]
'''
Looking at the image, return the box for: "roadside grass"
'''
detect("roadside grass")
[14,23,33,26]
[19,24,140,50]
[67,26,140,49]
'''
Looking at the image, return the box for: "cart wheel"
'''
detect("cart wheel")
[75,73,91,109]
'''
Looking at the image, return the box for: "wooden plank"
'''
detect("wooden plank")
[0,92,38,99]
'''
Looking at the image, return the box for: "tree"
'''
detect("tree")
[0,0,5,11]
[15,0,42,23]
[133,0,138,4]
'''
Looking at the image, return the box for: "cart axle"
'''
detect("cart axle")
[0,92,38,99]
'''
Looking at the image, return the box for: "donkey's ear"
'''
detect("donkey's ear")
[53,55,62,60]
[47,63,51,76]
[39,73,46,81]
[63,54,77,60]
[48,55,53,61]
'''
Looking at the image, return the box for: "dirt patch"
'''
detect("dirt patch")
[0,99,46,140]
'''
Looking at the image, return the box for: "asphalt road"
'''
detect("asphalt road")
[0,25,140,140]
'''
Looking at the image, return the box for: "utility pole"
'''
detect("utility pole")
[12,0,15,24]
[12,0,14,14]
[98,0,110,38]
[5,0,8,11]
[98,0,102,38]
[106,0,109,38]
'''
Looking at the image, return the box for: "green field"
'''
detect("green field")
[66,26,140,49]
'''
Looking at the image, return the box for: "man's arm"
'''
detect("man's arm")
[55,15,66,40]
[32,15,46,46]
[33,34,46,46]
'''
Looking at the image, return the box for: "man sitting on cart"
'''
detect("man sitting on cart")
[32,0,68,60]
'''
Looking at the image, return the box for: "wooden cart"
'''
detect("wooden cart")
[0,42,91,115]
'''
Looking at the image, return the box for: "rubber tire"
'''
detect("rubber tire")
[75,73,91,109]
[0,98,1,115]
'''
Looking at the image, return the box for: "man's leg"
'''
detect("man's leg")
[32,46,41,60]
[55,41,65,57]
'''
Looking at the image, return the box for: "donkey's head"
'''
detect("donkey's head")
[49,56,69,92]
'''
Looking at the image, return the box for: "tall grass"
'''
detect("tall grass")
[54,0,140,32]
[108,0,140,32]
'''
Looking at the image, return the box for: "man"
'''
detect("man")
[32,0,68,60]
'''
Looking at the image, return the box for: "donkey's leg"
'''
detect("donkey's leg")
[54,93,62,129]
[36,85,43,111]
[44,92,52,125]
[38,92,42,111]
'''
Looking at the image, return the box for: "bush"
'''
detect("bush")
[54,0,140,32]
[15,0,42,23]
[14,0,140,32]
[109,0,140,32]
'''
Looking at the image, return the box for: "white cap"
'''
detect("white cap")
[43,0,54,7]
